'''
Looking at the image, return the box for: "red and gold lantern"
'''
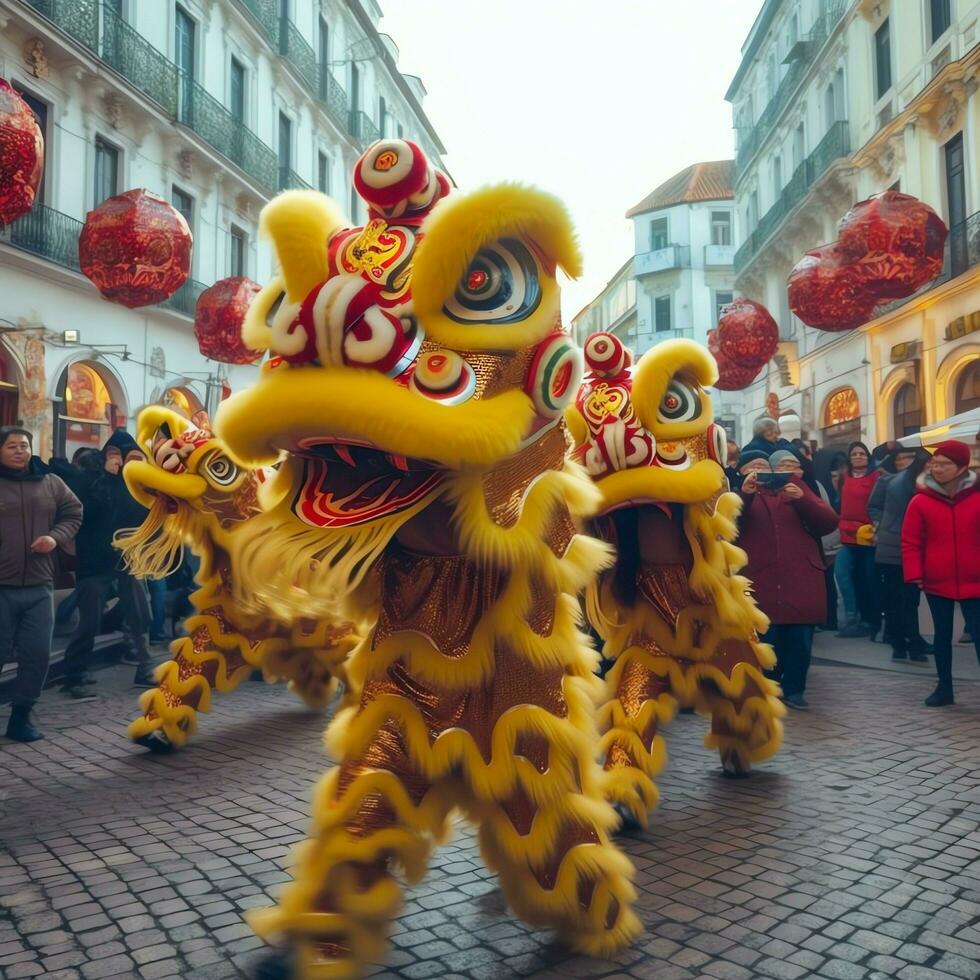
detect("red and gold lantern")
[708,330,763,390]
[715,298,779,369]
[0,78,44,225]
[79,189,192,307]
[194,276,262,364]
[837,190,947,297]
[787,245,879,332]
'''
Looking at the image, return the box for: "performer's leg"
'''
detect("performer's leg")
[260,621,357,710]
[696,637,784,776]
[248,714,451,978]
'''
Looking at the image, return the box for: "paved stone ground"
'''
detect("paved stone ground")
[2,657,979,980]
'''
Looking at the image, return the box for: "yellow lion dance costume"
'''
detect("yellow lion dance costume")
[567,333,785,828]
[116,408,357,751]
[210,141,641,977]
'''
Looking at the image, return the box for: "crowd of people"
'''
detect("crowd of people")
[1,415,977,743]
[726,418,979,711]
[0,425,194,743]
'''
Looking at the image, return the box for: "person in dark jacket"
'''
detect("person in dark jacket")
[902,440,980,707]
[867,448,931,663]
[737,448,839,709]
[61,429,154,696]
[740,417,793,457]
[0,427,82,741]
[835,441,881,637]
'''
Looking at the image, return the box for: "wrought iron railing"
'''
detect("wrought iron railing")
[101,5,178,116]
[279,18,318,96]
[234,0,279,46]
[178,72,278,193]
[22,0,99,52]
[160,277,208,317]
[348,109,381,147]
[278,166,313,192]
[318,71,349,133]
[735,121,851,275]
[6,203,83,271]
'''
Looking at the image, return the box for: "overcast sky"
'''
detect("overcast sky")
[378,0,762,320]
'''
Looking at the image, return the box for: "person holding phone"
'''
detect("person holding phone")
[736,448,839,709]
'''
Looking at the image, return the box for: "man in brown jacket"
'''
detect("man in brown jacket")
[0,426,82,741]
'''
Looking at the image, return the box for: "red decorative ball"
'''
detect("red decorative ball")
[787,245,880,332]
[0,78,44,225]
[715,298,779,369]
[708,330,763,390]
[79,189,192,308]
[194,277,262,364]
[837,190,947,296]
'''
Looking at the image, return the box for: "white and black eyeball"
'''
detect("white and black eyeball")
[657,379,702,424]
[202,451,239,488]
[707,422,728,465]
[443,238,541,325]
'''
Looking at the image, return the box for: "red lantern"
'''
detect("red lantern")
[837,190,947,296]
[79,189,191,307]
[787,245,879,332]
[715,298,779,369]
[194,276,262,364]
[708,330,763,390]
[0,78,44,225]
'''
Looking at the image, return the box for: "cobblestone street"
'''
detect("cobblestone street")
[2,652,979,980]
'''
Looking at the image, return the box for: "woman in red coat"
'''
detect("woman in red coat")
[738,449,839,709]
[835,442,882,637]
[901,440,980,707]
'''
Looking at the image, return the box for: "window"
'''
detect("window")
[350,61,360,113]
[317,151,332,195]
[772,155,783,196]
[654,295,671,332]
[94,137,119,205]
[230,226,246,277]
[824,80,837,126]
[14,85,48,204]
[874,19,891,99]
[172,186,193,230]
[766,52,778,101]
[787,11,798,48]
[176,5,195,117]
[714,291,734,323]
[278,111,291,167]
[892,383,922,437]
[930,0,951,44]
[318,17,330,100]
[748,190,759,228]
[378,96,387,138]
[834,68,845,120]
[350,185,360,224]
[710,211,731,246]
[945,132,967,274]
[954,362,980,414]
[792,123,805,169]
[230,57,245,122]
[649,217,669,251]
[396,120,404,139]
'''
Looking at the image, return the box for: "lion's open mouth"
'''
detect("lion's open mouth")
[291,440,447,529]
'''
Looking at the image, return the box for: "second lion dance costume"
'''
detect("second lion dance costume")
[119,140,784,978]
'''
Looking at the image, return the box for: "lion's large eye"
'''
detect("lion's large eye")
[658,380,702,423]
[443,238,541,324]
[203,451,238,487]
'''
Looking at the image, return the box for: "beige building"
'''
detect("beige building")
[727,0,979,453]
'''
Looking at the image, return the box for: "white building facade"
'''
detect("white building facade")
[727,0,979,454]
[0,0,445,460]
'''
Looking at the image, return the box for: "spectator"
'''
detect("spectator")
[0,427,82,741]
[741,417,792,456]
[835,441,881,638]
[61,429,155,697]
[737,448,839,709]
[867,447,931,663]
[902,440,980,707]
[724,438,740,488]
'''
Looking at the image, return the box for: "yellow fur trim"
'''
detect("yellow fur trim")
[564,405,588,448]
[631,338,718,438]
[412,184,582,351]
[260,190,347,302]
[242,275,285,353]
[593,458,727,513]
[215,365,535,468]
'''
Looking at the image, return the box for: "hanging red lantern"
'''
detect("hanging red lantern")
[787,245,879,332]
[194,276,262,364]
[707,330,763,390]
[0,78,44,226]
[79,189,192,308]
[715,298,779,369]
[837,190,947,297]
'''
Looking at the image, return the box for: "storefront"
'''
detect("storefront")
[819,386,862,451]
[162,385,205,419]
[53,360,128,460]
[0,345,19,426]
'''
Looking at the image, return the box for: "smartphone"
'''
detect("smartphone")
[755,472,791,490]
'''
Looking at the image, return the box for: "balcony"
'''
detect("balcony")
[735,0,849,176]
[348,110,381,147]
[703,243,735,268]
[318,72,349,133]
[5,203,83,272]
[634,244,689,277]
[22,0,98,52]
[234,0,280,46]
[101,5,179,116]
[279,17,318,97]
[735,121,850,276]
[278,166,313,192]
[160,277,208,318]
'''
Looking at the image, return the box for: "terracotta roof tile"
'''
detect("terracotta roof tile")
[625,160,734,217]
